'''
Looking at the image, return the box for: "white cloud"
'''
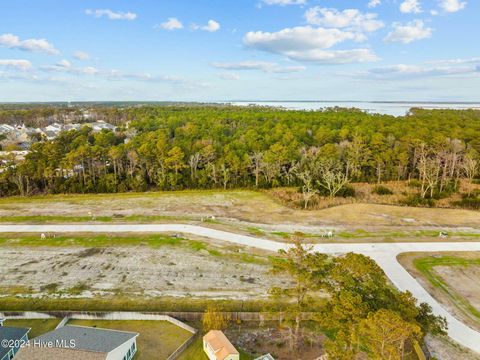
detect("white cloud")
[212,61,305,73]
[85,9,137,21]
[426,57,480,65]
[364,63,478,78]
[285,48,379,63]
[261,0,306,6]
[439,0,467,13]
[384,20,432,44]
[158,18,184,31]
[0,59,32,71]
[0,34,59,55]
[217,72,241,80]
[43,60,99,75]
[368,0,382,8]
[400,0,422,14]
[191,20,221,32]
[243,26,377,64]
[305,7,384,33]
[73,51,91,61]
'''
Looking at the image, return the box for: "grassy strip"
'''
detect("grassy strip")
[3,319,60,338]
[0,215,193,223]
[413,255,480,321]
[0,297,308,313]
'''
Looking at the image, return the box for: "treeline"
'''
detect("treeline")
[0,106,479,199]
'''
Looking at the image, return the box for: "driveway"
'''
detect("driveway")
[1,224,479,353]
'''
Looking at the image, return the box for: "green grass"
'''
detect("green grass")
[0,233,186,248]
[178,335,254,360]
[3,319,60,338]
[67,320,193,360]
[0,215,193,224]
[0,297,299,313]
[413,255,480,321]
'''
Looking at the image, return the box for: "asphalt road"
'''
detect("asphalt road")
[1,224,480,353]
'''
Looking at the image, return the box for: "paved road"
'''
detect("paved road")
[1,224,480,353]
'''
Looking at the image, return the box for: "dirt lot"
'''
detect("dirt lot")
[398,252,480,332]
[0,244,284,300]
[0,190,479,229]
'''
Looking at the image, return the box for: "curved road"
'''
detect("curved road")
[1,224,480,353]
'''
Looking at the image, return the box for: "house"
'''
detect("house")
[254,355,275,360]
[0,322,30,360]
[203,330,240,360]
[15,325,138,360]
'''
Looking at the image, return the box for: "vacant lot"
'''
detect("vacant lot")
[398,252,480,331]
[0,190,478,229]
[0,234,283,300]
[3,319,60,338]
[67,320,192,360]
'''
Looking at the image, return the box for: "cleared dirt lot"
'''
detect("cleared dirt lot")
[398,252,480,332]
[1,190,479,229]
[0,239,284,300]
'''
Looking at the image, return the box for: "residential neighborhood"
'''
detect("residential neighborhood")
[0,120,117,150]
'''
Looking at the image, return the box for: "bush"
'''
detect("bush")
[401,195,435,207]
[453,192,480,210]
[407,180,422,188]
[336,184,356,198]
[452,198,480,210]
[372,185,394,195]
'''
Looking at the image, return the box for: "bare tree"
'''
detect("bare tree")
[296,170,318,209]
[317,159,350,198]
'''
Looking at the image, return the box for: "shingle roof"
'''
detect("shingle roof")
[0,327,30,358]
[33,325,138,354]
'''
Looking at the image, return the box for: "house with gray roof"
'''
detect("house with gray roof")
[16,325,138,360]
[0,325,30,360]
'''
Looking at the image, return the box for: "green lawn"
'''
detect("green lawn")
[3,318,60,338]
[178,336,254,360]
[67,320,193,360]
[413,255,480,321]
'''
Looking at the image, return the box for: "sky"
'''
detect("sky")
[0,0,478,102]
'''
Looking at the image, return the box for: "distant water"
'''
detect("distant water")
[226,101,480,117]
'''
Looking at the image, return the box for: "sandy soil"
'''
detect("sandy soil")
[435,265,480,310]
[1,190,479,228]
[0,246,284,300]
[398,252,480,332]
[426,335,480,360]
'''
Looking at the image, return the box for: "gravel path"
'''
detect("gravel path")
[1,224,480,353]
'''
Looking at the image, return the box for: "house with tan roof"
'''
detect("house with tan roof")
[203,330,240,360]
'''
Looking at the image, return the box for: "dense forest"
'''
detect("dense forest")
[0,105,479,205]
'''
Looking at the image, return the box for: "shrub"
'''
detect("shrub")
[401,195,435,207]
[336,184,356,198]
[407,180,422,188]
[372,185,394,195]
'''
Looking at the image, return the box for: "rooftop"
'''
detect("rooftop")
[203,330,239,360]
[32,325,138,354]
[0,326,30,359]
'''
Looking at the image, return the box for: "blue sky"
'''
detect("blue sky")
[0,0,478,102]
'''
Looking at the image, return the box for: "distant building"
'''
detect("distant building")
[0,322,30,360]
[203,330,240,360]
[15,325,138,360]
